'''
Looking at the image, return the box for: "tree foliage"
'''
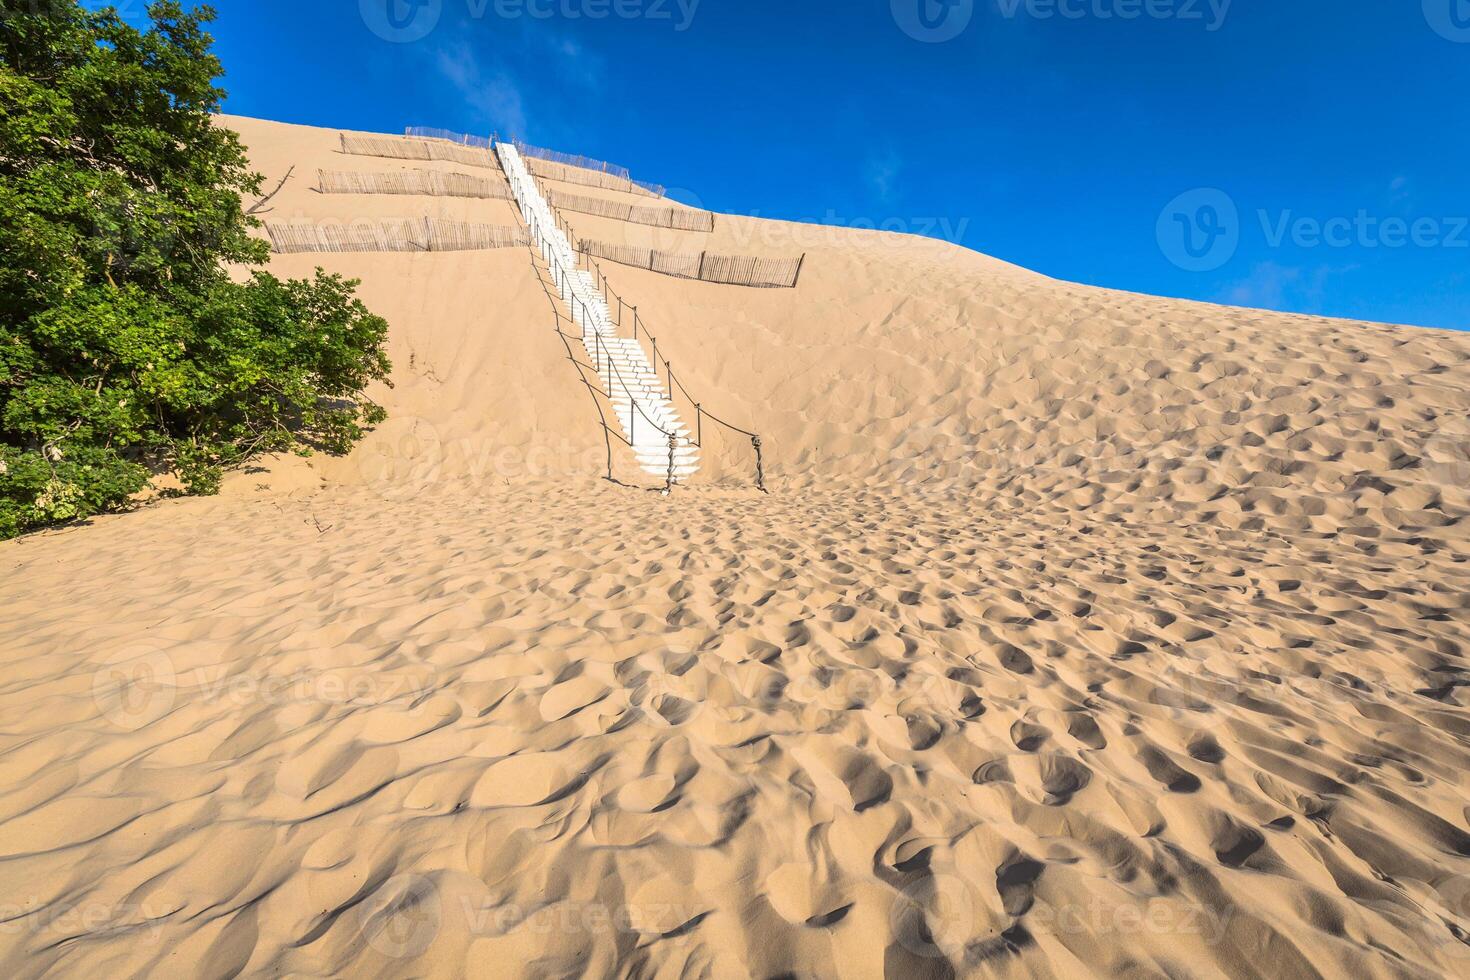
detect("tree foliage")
[0,1,391,537]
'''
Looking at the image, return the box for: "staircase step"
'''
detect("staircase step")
[498,139,701,481]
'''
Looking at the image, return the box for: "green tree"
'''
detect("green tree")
[0,1,391,537]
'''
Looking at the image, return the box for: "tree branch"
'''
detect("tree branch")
[245,166,294,215]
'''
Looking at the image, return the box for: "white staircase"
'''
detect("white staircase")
[496,142,699,482]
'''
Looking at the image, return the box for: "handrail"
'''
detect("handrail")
[528,214,672,447]
[511,165,681,490]
[526,170,762,451]
[501,139,759,491]
[527,255,616,477]
[528,253,685,492]
[581,243,767,491]
[568,219,764,448]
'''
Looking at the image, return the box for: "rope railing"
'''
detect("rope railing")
[500,139,764,492]
[527,253,684,493]
[505,148,687,492]
[542,203,767,493]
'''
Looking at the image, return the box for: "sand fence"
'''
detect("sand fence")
[317,168,512,200]
[525,156,663,199]
[513,139,665,197]
[266,218,529,254]
[545,188,714,232]
[403,126,495,149]
[578,239,804,288]
[338,133,501,170]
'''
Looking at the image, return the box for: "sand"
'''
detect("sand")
[2,116,1469,978]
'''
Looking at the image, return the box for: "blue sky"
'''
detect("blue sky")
[109,1,1470,330]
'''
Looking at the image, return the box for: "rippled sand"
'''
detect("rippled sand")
[2,117,1468,978]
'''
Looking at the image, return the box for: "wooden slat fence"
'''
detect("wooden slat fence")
[578,238,805,288]
[317,169,512,199]
[525,157,663,198]
[404,127,494,149]
[338,134,501,171]
[546,188,714,232]
[266,218,529,254]
[515,139,632,180]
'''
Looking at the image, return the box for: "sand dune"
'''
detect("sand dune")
[2,116,1469,978]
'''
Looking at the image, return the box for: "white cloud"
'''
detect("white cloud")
[1217,261,1342,314]
[866,151,902,203]
[435,43,529,139]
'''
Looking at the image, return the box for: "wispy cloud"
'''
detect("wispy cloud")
[865,151,902,203]
[549,36,605,92]
[1388,175,1414,208]
[1216,261,1346,314]
[435,43,528,139]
